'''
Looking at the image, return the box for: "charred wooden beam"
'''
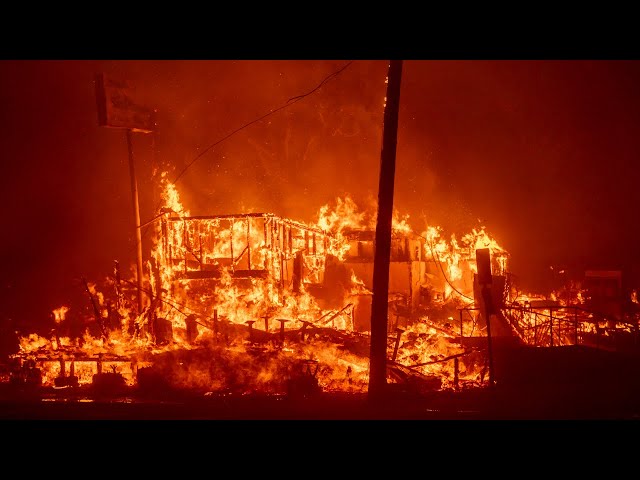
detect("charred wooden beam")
[185,314,198,344]
[392,328,404,361]
[82,276,107,341]
[277,319,289,344]
[247,218,251,270]
[410,349,476,368]
[300,320,313,341]
[318,303,353,327]
[246,320,256,343]
[166,213,328,236]
[454,357,459,389]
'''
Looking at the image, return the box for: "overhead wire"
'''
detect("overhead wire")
[133,60,356,251]
[419,232,475,302]
[170,61,354,188]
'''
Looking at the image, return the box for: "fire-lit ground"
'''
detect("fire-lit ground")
[3,366,640,419]
[5,334,640,419]
[5,178,640,419]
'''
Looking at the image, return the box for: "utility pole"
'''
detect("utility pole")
[95,73,155,317]
[126,129,145,315]
[368,60,403,401]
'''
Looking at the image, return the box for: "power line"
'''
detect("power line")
[134,60,355,248]
[170,60,355,187]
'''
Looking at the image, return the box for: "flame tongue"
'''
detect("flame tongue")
[52,306,69,324]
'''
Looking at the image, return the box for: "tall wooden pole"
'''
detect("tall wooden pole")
[368,60,403,400]
[126,129,145,314]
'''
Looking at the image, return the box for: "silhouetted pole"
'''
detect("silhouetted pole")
[368,60,403,401]
[476,248,495,388]
[126,129,145,315]
[481,284,495,387]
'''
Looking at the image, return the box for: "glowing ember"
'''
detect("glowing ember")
[52,306,69,324]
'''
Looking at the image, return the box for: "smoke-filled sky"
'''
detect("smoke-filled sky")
[2,60,640,334]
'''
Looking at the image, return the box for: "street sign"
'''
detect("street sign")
[95,73,156,133]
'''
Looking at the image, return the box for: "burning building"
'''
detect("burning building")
[15,177,639,404]
[25,162,626,403]
[11,182,517,396]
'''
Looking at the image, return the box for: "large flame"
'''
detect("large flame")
[14,176,561,394]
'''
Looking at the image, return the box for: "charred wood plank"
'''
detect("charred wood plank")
[82,276,107,341]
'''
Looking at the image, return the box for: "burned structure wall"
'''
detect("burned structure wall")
[154,211,513,339]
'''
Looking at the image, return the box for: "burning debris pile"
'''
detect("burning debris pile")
[10,176,526,397]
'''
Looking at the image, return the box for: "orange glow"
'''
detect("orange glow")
[13,180,546,394]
